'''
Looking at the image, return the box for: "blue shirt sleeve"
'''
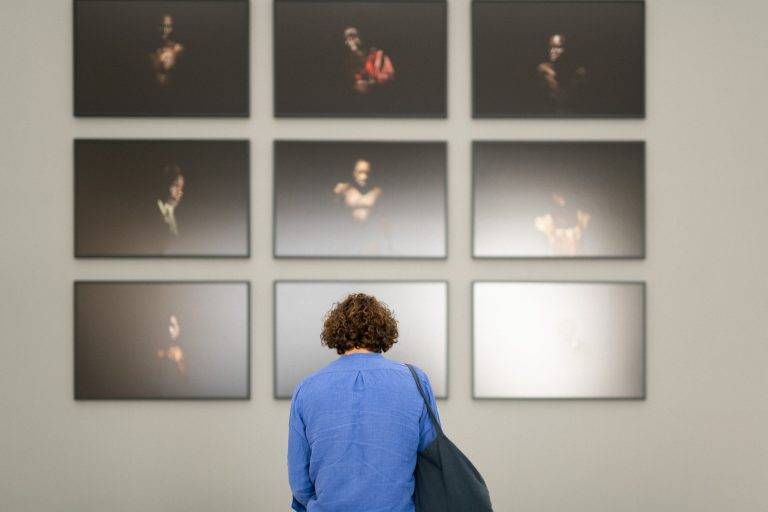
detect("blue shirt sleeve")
[416,369,441,452]
[288,383,314,511]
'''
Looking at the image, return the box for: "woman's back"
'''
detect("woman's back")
[288,353,439,512]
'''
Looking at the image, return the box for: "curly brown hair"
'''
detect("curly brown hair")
[321,293,399,354]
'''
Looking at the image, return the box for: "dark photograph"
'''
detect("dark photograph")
[274,281,448,399]
[74,0,249,116]
[274,141,447,258]
[473,141,645,258]
[75,140,250,258]
[274,0,447,117]
[473,1,645,117]
[75,281,250,399]
[474,281,645,399]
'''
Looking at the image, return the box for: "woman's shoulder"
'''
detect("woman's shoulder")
[393,361,434,391]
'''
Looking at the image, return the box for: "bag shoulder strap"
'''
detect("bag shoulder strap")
[406,363,443,436]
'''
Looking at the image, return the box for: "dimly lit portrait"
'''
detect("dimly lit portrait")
[274,141,447,258]
[75,140,250,257]
[74,0,249,116]
[274,0,447,117]
[473,282,645,399]
[473,1,645,117]
[274,281,448,398]
[473,141,645,258]
[75,282,250,399]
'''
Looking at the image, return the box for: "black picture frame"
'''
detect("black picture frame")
[74,280,251,400]
[73,0,250,117]
[471,140,646,259]
[273,280,450,400]
[273,140,449,259]
[471,280,647,400]
[74,139,251,259]
[273,0,448,118]
[472,0,646,118]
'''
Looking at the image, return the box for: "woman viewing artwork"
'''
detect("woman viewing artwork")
[287,293,440,512]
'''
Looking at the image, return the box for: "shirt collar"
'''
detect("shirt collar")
[331,352,385,366]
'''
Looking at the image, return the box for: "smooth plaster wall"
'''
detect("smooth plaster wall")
[1,1,767,510]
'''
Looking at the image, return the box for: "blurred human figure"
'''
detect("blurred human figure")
[156,314,187,377]
[536,34,587,112]
[534,192,591,255]
[333,158,382,222]
[557,318,584,351]
[157,164,185,236]
[150,14,184,86]
[344,27,395,94]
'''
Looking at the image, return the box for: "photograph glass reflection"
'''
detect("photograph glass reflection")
[74,0,249,116]
[473,0,645,117]
[274,141,447,258]
[473,141,645,258]
[75,140,249,258]
[274,0,447,117]
[274,281,448,399]
[473,282,645,399]
[75,282,250,399]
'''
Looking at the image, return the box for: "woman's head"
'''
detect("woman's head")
[321,293,399,355]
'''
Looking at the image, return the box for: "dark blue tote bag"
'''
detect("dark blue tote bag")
[406,364,494,512]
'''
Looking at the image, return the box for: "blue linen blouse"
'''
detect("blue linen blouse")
[288,353,440,512]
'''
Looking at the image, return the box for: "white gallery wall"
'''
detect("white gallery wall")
[1,0,767,510]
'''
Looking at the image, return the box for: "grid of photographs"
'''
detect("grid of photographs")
[72,0,647,402]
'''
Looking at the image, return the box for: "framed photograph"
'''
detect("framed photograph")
[74,281,250,399]
[75,140,250,258]
[473,0,645,118]
[74,0,249,116]
[473,141,645,259]
[473,281,645,399]
[274,141,447,258]
[274,0,447,117]
[274,281,448,399]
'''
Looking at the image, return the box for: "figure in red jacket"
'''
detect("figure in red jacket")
[344,27,396,94]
